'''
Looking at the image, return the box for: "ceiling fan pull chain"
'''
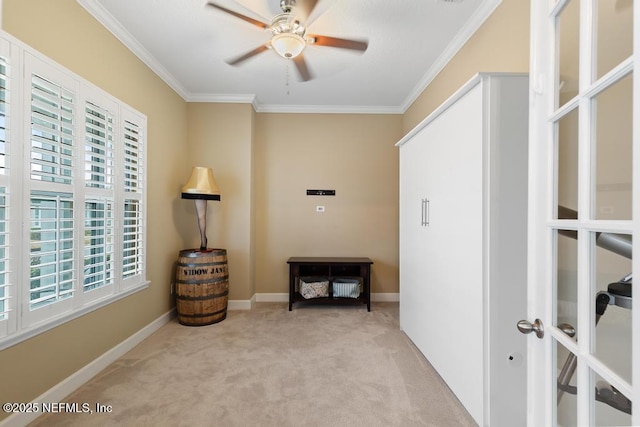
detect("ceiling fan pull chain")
[286,61,291,96]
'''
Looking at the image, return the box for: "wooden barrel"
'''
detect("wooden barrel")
[175,249,229,326]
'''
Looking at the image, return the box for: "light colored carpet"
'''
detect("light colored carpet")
[30,302,476,427]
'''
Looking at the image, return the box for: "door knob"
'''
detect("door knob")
[517,318,544,339]
[558,323,576,338]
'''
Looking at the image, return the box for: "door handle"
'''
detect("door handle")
[517,318,544,339]
[425,199,429,226]
[420,198,430,227]
[557,323,576,338]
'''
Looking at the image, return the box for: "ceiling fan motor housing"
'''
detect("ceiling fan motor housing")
[270,9,307,59]
[271,14,305,37]
[280,0,296,14]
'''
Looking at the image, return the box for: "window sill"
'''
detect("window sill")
[0,281,150,351]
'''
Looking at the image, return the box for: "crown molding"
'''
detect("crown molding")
[400,0,502,112]
[254,103,404,114]
[77,0,190,100]
[187,93,259,109]
[186,95,403,114]
[77,0,501,114]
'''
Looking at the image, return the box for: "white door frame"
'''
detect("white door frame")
[527,2,555,425]
[527,1,639,425]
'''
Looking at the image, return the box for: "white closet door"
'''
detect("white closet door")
[423,83,484,422]
[400,82,485,423]
[399,125,429,338]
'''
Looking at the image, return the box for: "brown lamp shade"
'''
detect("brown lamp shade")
[181,167,221,200]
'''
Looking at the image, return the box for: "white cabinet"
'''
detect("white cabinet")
[397,73,529,427]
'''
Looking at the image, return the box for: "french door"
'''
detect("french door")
[526,0,639,425]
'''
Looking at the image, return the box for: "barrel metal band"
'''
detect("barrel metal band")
[176,290,229,301]
[178,307,228,318]
[177,261,228,267]
[176,276,229,285]
[180,250,226,258]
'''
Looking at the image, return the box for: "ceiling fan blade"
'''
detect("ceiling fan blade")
[293,54,313,81]
[227,43,270,66]
[307,35,368,52]
[206,2,268,29]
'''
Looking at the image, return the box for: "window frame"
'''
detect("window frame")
[0,30,148,350]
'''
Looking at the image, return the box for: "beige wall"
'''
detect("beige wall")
[186,103,256,300]
[254,113,402,295]
[404,0,530,133]
[1,0,190,416]
[186,108,402,298]
[1,0,534,419]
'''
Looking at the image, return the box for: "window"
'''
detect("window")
[83,198,113,293]
[121,117,145,284]
[0,188,7,322]
[30,74,75,185]
[84,101,114,189]
[0,54,8,176]
[0,33,148,347]
[29,191,75,310]
[0,41,11,333]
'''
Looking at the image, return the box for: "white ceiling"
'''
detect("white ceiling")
[78,0,500,113]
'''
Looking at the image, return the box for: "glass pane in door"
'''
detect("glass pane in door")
[557,0,580,107]
[556,107,579,217]
[593,370,632,426]
[593,74,633,220]
[596,0,633,79]
[557,340,578,426]
[556,229,578,341]
[592,232,632,384]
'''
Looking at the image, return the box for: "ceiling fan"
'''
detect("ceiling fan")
[206,0,369,81]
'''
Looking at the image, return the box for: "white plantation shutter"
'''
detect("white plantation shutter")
[0,39,14,339]
[83,198,114,292]
[24,55,78,323]
[29,191,75,310]
[0,51,9,323]
[81,95,117,303]
[0,188,8,321]
[121,113,145,283]
[30,74,75,184]
[0,55,8,176]
[122,199,143,279]
[0,38,147,346]
[84,101,114,189]
[123,119,143,193]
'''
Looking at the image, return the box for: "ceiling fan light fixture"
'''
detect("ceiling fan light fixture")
[271,33,306,59]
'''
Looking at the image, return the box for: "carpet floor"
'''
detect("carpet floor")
[30,302,476,427]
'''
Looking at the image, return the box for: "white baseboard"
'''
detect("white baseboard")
[253,293,399,303]
[227,294,255,310]
[371,293,400,302]
[0,309,176,427]
[255,293,288,302]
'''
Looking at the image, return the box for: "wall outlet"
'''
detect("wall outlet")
[316,206,325,213]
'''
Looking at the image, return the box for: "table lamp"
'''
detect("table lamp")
[181,166,220,250]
